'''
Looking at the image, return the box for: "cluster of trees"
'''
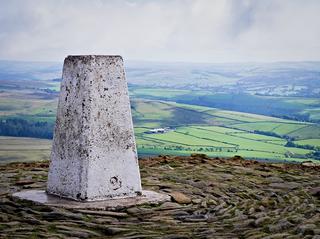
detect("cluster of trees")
[0,118,54,139]
[285,140,320,160]
[254,130,297,142]
[253,130,282,138]
[309,150,320,160]
[285,140,317,150]
[278,114,311,123]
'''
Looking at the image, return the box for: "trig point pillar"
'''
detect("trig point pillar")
[47,55,142,201]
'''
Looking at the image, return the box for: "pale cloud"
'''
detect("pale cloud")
[0,0,319,63]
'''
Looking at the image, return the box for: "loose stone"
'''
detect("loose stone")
[170,192,192,204]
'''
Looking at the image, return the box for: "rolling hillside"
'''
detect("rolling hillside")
[0,60,319,163]
[131,100,319,162]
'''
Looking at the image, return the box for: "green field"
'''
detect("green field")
[1,96,319,163]
[294,139,320,148]
[130,86,320,123]
[0,82,320,163]
[0,136,51,164]
[131,100,319,163]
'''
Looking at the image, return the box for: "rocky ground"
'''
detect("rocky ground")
[0,155,319,239]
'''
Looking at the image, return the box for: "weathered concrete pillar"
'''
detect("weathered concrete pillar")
[13,55,169,208]
[47,55,142,201]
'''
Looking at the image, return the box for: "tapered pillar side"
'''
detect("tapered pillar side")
[47,55,142,201]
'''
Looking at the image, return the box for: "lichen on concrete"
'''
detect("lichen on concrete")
[47,55,142,201]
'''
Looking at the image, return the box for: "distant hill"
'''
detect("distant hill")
[1,60,320,97]
[0,60,319,162]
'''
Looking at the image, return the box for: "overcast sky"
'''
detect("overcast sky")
[0,0,319,63]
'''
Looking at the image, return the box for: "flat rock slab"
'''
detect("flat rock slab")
[2,158,320,238]
[12,190,170,210]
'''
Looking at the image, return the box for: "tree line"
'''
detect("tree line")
[0,118,54,139]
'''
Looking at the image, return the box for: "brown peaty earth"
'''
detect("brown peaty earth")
[0,154,319,239]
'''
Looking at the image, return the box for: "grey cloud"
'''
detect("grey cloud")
[0,0,319,63]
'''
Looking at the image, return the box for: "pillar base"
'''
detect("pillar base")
[12,190,170,210]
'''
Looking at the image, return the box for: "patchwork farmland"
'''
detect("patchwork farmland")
[132,100,319,163]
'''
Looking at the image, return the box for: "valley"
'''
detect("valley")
[0,60,319,163]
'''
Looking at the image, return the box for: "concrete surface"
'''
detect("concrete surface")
[13,190,170,210]
[47,55,142,201]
